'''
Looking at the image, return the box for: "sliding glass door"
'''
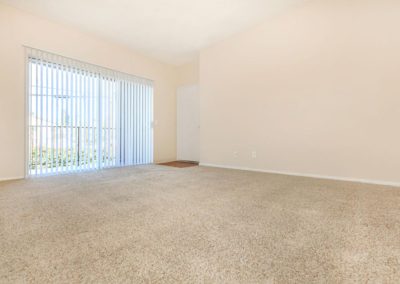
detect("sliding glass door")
[27,48,153,176]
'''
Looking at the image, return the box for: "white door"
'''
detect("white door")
[177,85,200,162]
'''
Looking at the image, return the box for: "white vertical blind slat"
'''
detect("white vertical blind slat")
[148,84,152,163]
[60,60,64,173]
[91,74,95,169]
[54,56,58,174]
[44,55,48,174]
[83,69,86,169]
[150,86,154,163]
[137,83,141,164]
[127,81,131,165]
[85,70,88,169]
[108,78,112,167]
[121,81,125,165]
[112,78,116,166]
[134,82,138,165]
[97,74,102,169]
[86,72,90,169]
[74,66,78,169]
[79,67,83,171]
[106,79,110,167]
[28,54,32,175]
[140,84,144,164]
[38,52,42,173]
[103,78,107,167]
[66,58,70,172]
[32,52,37,175]
[145,84,149,163]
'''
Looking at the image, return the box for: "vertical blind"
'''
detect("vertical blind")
[26,47,154,176]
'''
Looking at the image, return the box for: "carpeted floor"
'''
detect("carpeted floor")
[0,165,399,283]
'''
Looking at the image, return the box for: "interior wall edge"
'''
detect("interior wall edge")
[0,176,25,182]
[199,163,400,188]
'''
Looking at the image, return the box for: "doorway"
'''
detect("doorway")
[177,85,199,162]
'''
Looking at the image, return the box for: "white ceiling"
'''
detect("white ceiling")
[2,0,308,65]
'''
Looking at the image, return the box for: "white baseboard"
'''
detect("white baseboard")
[0,176,25,182]
[199,163,400,187]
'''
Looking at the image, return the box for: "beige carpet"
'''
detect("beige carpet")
[1,165,400,283]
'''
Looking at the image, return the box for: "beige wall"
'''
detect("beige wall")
[176,59,199,87]
[199,0,400,184]
[0,3,178,180]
